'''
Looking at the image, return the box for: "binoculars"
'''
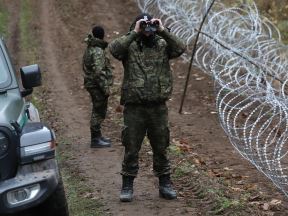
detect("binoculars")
[140,20,160,32]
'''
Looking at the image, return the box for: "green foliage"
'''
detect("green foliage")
[207,188,247,215]
[168,144,183,156]
[212,197,242,215]
[58,144,104,216]
[250,0,288,44]
[63,174,102,216]
[20,0,37,64]
[223,0,288,44]
[0,3,8,37]
[278,20,288,44]
[173,161,195,178]
[30,96,44,115]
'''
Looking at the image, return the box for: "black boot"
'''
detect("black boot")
[91,137,111,148]
[100,136,111,143]
[90,128,111,148]
[159,174,177,200]
[91,131,111,148]
[120,176,134,202]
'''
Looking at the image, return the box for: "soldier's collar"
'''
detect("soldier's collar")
[85,34,108,49]
[94,39,108,49]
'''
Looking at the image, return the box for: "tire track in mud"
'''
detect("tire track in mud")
[35,0,198,215]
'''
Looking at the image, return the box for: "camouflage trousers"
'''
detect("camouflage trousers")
[87,88,108,137]
[121,102,171,177]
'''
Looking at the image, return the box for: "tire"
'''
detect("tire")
[36,178,69,216]
[9,178,69,216]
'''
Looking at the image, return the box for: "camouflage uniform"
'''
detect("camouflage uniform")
[83,34,113,138]
[110,29,185,177]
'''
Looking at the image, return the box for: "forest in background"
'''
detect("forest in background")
[255,0,288,43]
[228,0,288,43]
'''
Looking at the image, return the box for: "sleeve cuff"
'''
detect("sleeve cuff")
[157,28,171,38]
[129,30,141,39]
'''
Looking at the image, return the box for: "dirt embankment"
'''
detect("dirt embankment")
[4,0,288,215]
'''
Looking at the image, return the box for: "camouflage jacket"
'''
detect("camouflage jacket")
[109,29,185,105]
[83,34,113,95]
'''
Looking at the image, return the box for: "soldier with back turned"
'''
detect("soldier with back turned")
[83,26,113,148]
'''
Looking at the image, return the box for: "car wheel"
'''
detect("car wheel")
[10,178,69,216]
[35,178,69,216]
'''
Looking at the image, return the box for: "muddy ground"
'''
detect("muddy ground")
[3,0,288,215]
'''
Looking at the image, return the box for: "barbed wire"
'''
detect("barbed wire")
[137,0,288,196]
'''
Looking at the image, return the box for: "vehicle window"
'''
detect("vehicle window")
[0,47,11,89]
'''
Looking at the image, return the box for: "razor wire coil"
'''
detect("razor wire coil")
[137,0,288,196]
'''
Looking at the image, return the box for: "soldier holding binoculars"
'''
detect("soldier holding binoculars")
[109,13,186,202]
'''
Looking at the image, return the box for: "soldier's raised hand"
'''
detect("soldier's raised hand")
[151,18,165,32]
[134,19,146,33]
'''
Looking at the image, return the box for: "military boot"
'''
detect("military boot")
[100,136,111,143]
[91,138,111,148]
[91,131,111,148]
[159,174,177,200]
[120,175,134,202]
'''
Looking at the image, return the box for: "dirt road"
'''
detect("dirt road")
[34,0,197,215]
[5,0,288,215]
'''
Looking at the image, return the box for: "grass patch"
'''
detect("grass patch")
[30,95,45,112]
[168,144,183,156]
[58,139,104,216]
[207,188,246,215]
[61,170,103,216]
[0,2,8,37]
[212,197,242,215]
[173,161,195,178]
[20,0,37,64]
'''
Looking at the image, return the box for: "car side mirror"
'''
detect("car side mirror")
[20,64,42,97]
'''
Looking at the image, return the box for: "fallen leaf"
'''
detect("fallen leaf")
[83,192,94,199]
[196,77,205,81]
[236,180,244,185]
[230,187,243,192]
[262,203,270,211]
[249,195,261,202]
[179,139,189,145]
[194,158,201,164]
[211,169,224,177]
[245,183,258,191]
[250,201,261,206]
[207,170,215,177]
[193,158,206,165]
[115,105,123,113]
[270,199,282,206]
[183,111,192,115]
